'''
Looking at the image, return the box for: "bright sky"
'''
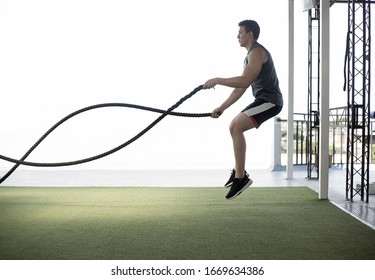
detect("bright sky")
[0,0,362,171]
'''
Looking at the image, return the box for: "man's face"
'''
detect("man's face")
[237,26,251,47]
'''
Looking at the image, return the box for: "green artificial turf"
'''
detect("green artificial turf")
[0,186,374,260]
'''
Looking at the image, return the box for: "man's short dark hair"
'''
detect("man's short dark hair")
[238,20,260,40]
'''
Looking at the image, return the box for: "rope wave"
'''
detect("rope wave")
[0,85,209,184]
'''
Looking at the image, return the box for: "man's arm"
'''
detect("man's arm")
[203,47,266,89]
[211,87,247,118]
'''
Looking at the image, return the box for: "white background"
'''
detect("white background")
[0,1,358,171]
[0,260,374,280]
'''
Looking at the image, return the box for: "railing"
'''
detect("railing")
[276,108,375,167]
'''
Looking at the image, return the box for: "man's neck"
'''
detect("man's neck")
[246,40,257,52]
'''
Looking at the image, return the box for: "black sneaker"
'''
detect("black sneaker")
[224,169,248,188]
[225,175,253,200]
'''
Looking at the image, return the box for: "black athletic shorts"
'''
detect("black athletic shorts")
[241,98,282,128]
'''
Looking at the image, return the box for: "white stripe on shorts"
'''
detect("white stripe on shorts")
[243,102,276,117]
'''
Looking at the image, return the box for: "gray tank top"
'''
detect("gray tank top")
[244,42,283,106]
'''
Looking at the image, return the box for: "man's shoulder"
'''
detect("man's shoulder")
[250,42,265,50]
[248,43,268,63]
[249,42,267,55]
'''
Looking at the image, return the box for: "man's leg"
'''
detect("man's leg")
[229,112,256,178]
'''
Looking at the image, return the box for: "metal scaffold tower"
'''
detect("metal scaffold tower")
[304,0,372,202]
[344,0,371,202]
[307,7,321,179]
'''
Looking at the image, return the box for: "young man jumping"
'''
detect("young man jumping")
[203,20,283,200]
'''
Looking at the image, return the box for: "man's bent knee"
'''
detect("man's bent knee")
[230,113,256,135]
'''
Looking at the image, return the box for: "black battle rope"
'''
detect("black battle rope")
[0,85,209,184]
[342,30,351,91]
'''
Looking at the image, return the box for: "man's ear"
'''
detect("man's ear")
[248,31,255,39]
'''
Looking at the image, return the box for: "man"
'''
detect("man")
[203,20,283,200]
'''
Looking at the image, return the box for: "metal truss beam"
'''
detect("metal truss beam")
[331,0,375,4]
[345,0,371,202]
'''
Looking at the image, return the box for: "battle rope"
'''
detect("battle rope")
[0,85,209,184]
[343,30,351,91]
